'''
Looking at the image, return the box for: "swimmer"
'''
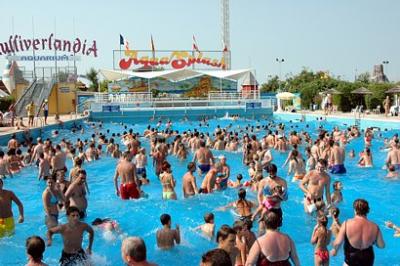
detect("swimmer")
[156,213,180,249]
[0,151,13,179]
[348,149,355,159]
[92,218,123,235]
[199,163,222,194]
[358,147,373,167]
[311,215,331,266]
[228,174,243,188]
[38,153,50,180]
[159,161,177,200]
[252,185,284,221]
[331,181,343,204]
[114,151,140,200]
[386,165,399,179]
[0,178,24,238]
[193,140,215,176]
[182,162,198,198]
[330,207,341,238]
[26,236,48,266]
[287,150,306,181]
[47,206,94,266]
[329,142,346,174]
[42,176,65,229]
[385,221,400,237]
[220,188,254,221]
[194,212,215,239]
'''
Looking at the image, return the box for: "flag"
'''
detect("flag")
[151,35,155,58]
[222,40,228,52]
[192,35,200,53]
[119,34,124,45]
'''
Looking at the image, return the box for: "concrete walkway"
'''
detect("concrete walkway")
[0,114,86,136]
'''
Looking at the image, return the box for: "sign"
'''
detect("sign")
[6,54,81,61]
[246,102,262,110]
[0,34,97,57]
[115,50,228,70]
[102,105,120,112]
[58,87,70,93]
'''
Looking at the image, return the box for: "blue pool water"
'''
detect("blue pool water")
[0,116,399,265]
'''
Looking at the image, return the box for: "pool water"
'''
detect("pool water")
[0,116,399,266]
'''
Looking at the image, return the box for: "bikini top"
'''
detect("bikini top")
[48,190,58,205]
[255,240,291,266]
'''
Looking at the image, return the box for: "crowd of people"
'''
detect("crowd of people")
[1,116,399,266]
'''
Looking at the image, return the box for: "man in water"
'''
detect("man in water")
[47,206,94,266]
[216,155,230,190]
[0,178,24,237]
[156,213,180,249]
[330,142,346,174]
[199,163,222,194]
[65,170,88,218]
[52,144,67,173]
[114,151,140,200]
[121,237,157,266]
[182,162,198,198]
[193,140,215,175]
[299,159,331,214]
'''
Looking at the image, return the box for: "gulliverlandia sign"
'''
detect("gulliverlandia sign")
[118,50,227,70]
[0,34,98,57]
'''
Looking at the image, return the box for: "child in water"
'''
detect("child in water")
[228,174,243,188]
[331,181,343,204]
[311,215,331,266]
[92,218,125,241]
[194,213,215,239]
[251,185,284,221]
[330,207,341,238]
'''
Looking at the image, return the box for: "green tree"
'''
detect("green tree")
[86,68,99,92]
[260,75,281,92]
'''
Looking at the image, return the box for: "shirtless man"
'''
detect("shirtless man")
[156,213,180,249]
[65,170,88,218]
[300,159,331,214]
[30,138,44,164]
[329,142,346,174]
[182,162,198,198]
[47,206,94,266]
[134,148,147,178]
[121,237,158,266]
[52,144,66,173]
[0,178,24,237]
[386,142,400,169]
[193,140,215,175]
[7,134,18,150]
[199,163,222,194]
[152,146,166,177]
[114,151,140,200]
[0,151,13,179]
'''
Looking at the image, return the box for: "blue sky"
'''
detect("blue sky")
[1,0,399,83]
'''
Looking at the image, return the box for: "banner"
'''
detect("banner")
[114,50,228,71]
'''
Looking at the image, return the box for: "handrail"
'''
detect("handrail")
[35,77,57,117]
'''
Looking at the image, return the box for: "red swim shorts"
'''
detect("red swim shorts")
[120,183,140,200]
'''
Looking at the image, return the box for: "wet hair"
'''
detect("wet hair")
[238,188,246,200]
[78,169,87,176]
[333,181,341,191]
[318,215,328,227]
[216,225,236,243]
[26,236,45,263]
[263,210,282,229]
[160,213,171,225]
[0,151,4,157]
[74,157,83,166]
[122,237,147,262]
[204,213,214,223]
[330,206,340,219]
[236,174,243,181]
[92,218,110,225]
[66,206,80,216]
[232,220,244,233]
[317,158,328,167]
[267,163,277,174]
[201,248,231,266]
[187,162,196,171]
[161,161,171,172]
[353,199,369,216]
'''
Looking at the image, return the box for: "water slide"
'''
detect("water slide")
[14,78,55,118]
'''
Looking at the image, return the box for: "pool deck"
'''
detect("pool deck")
[276,110,400,123]
[0,114,87,136]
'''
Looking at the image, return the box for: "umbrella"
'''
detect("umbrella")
[351,87,372,95]
[276,92,295,100]
[385,86,400,94]
[324,88,342,95]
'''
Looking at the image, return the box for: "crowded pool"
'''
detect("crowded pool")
[0,115,399,265]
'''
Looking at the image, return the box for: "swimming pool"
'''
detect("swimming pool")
[0,116,399,265]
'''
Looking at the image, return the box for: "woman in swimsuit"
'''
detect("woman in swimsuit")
[42,176,64,229]
[246,211,300,266]
[331,199,385,266]
[159,161,177,200]
[220,188,254,221]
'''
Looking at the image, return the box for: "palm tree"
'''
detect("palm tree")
[86,68,99,92]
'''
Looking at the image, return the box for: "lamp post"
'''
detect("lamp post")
[382,60,389,82]
[276,58,284,92]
